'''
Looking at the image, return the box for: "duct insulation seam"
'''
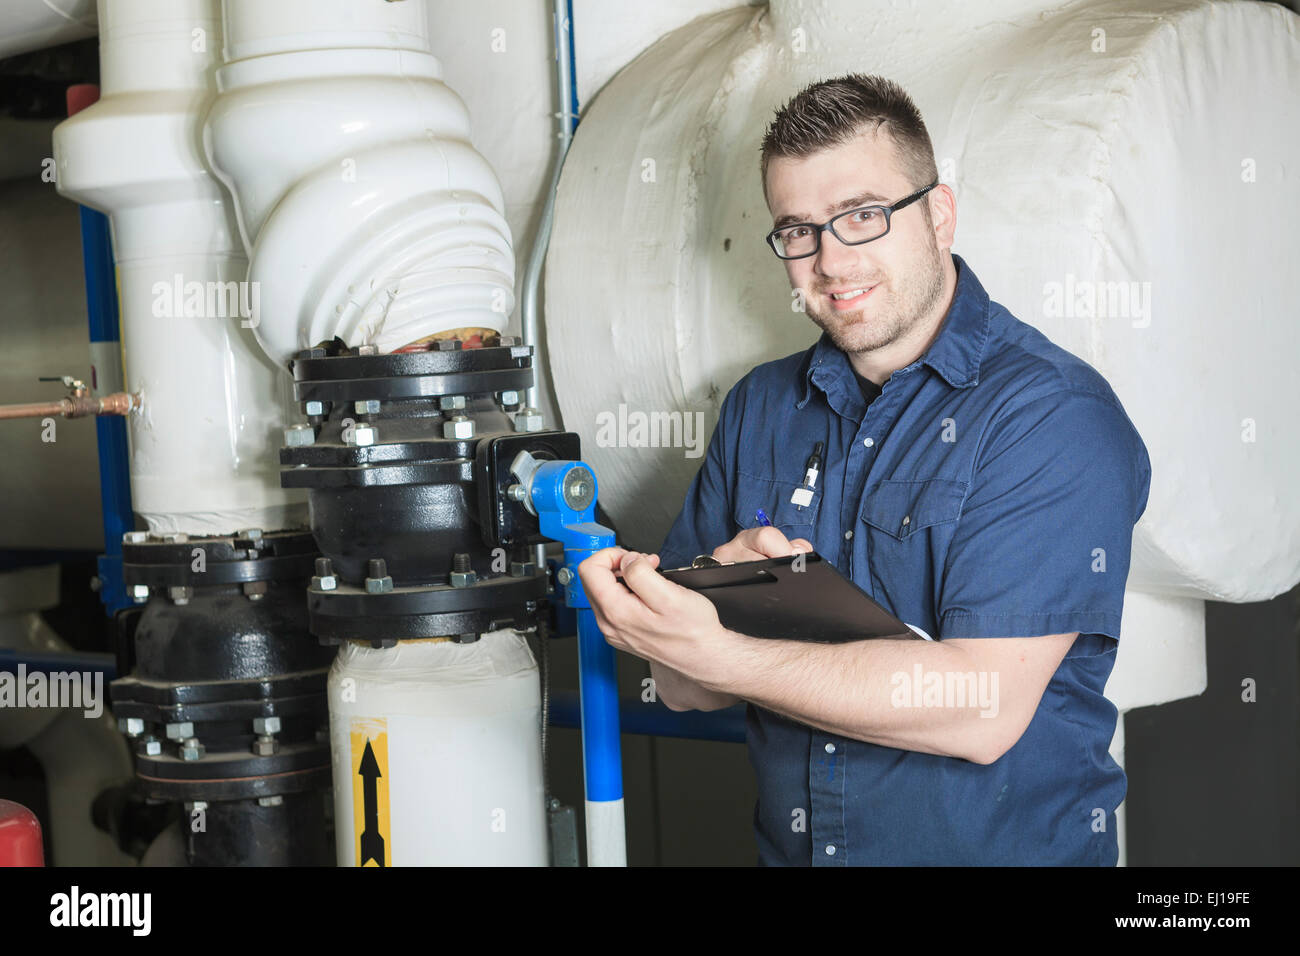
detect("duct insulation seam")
[51,0,306,536]
[328,629,548,867]
[545,0,1300,606]
[205,0,515,367]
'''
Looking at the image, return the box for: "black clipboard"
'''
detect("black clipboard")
[655,552,920,644]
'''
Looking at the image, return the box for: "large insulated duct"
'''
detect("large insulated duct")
[204,0,516,367]
[51,0,305,536]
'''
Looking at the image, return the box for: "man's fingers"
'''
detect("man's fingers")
[619,552,680,612]
[790,537,814,553]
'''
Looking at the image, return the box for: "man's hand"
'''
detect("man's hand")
[711,526,813,563]
[577,547,740,695]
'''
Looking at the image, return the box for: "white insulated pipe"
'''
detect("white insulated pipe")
[0,0,97,60]
[52,0,306,536]
[204,0,516,367]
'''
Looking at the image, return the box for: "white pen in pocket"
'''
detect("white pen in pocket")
[790,440,825,509]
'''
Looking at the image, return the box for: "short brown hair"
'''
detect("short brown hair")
[759,74,937,205]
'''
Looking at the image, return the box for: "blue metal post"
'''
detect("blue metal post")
[77,205,134,615]
[530,459,625,866]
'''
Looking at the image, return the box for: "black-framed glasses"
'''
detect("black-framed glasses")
[765,181,939,259]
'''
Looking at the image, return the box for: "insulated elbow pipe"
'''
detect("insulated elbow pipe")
[204,0,516,367]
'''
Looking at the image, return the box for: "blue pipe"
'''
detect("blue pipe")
[0,649,117,678]
[77,205,134,616]
[548,689,746,743]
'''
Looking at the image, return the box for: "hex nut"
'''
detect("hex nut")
[357,344,378,355]
[439,395,466,410]
[167,586,192,606]
[117,717,144,737]
[243,580,268,601]
[353,424,377,446]
[304,400,325,416]
[513,408,544,433]
[257,795,285,807]
[180,738,205,761]
[450,570,478,588]
[498,390,520,407]
[312,574,338,591]
[141,737,162,756]
[443,415,474,440]
[354,399,380,415]
[365,575,394,594]
[509,561,537,578]
[123,531,149,544]
[253,716,281,735]
[284,423,315,447]
[165,721,195,741]
[252,734,279,756]
[131,584,150,604]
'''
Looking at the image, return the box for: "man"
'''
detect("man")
[577,74,1151,866]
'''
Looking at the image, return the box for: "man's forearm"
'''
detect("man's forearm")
[702,632,1017,764]
[650,659,740,712]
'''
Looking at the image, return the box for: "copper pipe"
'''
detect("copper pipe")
[0,391,140,421]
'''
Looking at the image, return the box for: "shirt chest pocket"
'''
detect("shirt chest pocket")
[733,471,824,541]
[860,478,968,541]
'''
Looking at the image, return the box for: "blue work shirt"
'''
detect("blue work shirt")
[658,253,1151,866]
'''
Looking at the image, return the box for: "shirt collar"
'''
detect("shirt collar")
[797,252,992,408]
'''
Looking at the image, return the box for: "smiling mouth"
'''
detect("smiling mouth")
[826,285,878,309]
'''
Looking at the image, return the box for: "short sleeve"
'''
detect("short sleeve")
[938,390,1151,648]
[657,386,740,569]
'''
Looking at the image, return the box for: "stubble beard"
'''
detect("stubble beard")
[807,240,945,358]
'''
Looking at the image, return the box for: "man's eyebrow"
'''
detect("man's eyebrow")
[771,190,890,230]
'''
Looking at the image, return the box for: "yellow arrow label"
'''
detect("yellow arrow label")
[350,718,391,867]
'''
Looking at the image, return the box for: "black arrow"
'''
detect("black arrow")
[358,739,385,866]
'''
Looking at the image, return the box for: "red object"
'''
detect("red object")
[0,800,45,867]
[66,83,100,117]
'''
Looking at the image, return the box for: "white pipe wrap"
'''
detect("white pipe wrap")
[206,1,515,366]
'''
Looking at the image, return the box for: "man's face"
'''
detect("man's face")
[765,129,946,356]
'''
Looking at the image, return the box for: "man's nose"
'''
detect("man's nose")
[814,228,863,277]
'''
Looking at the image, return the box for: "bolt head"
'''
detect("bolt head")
[252,735,279,756]
[444,416,474,440]
[131,584,150,604]
[257,795,285,807]
[509,561,537,578]
[117,716,144,737]
[439,395,466,410]
[357,344,378,355]
[141,737,162,756]
[353,424,377,446]
[354,399,380,415]
[304,400,325,416]
[165,721,194,741]
[180,738,205,761]
[556,567,573,586]
[253,716,281,735]
[167,586,192,606]
[499,390,520,407]
[312,574,338,591]
[450,570,478,588]
[513,409,544,433]
[123,531,149,544]
[285,423,315,447]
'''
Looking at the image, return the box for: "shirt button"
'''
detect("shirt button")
[863,437,874,447]
[825,844,837,856]
[824,742,836,754]
[843,530,853,540]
